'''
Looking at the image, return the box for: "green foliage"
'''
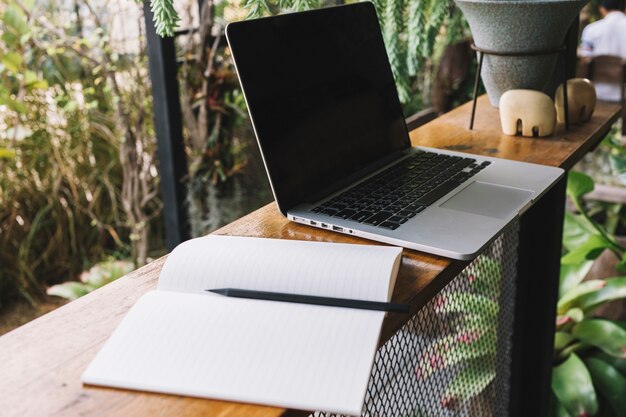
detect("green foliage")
[415,256,501,409]
[573,319,626,358]
[236,0,470,114]
[150,0,180,36]
[552,354,599,417]
[47,260,134,300]
[551,172,626,417]
[0,0,161,305]
[563,171,626,273]
[584,357,626,417]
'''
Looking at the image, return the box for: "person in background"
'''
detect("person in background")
[580,0,626,101]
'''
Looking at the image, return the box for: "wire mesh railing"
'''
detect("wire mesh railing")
[313,222,519,417]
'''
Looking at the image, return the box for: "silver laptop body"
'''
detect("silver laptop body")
[226,3,563,260]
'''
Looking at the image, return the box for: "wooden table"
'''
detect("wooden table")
[1,97,621,417]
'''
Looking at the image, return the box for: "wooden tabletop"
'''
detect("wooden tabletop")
[1,97,621,417]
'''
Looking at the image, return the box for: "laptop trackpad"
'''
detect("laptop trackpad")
[440,181,533,219]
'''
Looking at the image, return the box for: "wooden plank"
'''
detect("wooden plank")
[586,183,626,204]
[1,97,621,417]
[411,96,622,170]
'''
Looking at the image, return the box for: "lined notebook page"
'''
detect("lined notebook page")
[82,291,384,415]
[157,236,403,302]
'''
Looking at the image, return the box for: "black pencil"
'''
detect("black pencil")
[206,288,410,313]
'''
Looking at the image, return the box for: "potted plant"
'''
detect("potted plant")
[454,0,589,106]
[552,171,626,417]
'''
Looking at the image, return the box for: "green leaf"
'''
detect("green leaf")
[46,282,90,301]
[467,256,502,295]
[435,292,499,318]
[559,260,594,299]
[561,234,611,265]
[572,319,626,358]
[2,6,29,37]
[571,277,626,313]
[550,395,573,417]
[557,308,584,328]
[567,171,594,201]
[584,357,626,417]
[23,70,48,89]
[563,211,597,253]
[555,332,575,352]
[0,92,27,114]
[417,333,496,379]
[150,0,180,37]
[558,280,607,315]
[616,256,626,274]
[552,353,598,417]
[2,51,23,73]
[0,147,16,159]
[444,356,496,401]
[592,351,626,377]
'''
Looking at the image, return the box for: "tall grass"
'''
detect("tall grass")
[0,0,162,305]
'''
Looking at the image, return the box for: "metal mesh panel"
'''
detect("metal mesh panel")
[313,222,519,417]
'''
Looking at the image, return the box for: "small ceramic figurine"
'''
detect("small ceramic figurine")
[499,89,556,137]
[555,78,597,125]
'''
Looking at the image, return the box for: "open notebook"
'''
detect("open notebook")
[82,236,403,415]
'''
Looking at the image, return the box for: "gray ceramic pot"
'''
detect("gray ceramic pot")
[454,0,588,106]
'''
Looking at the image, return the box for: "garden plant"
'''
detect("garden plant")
[551,172,626,417]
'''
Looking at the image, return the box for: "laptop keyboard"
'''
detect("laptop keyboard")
[311,151,491,230]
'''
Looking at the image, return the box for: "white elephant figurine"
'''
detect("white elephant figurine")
[555,78,597,125]
[499,89,556,138]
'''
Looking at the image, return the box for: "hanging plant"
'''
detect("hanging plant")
[148,0,470,113]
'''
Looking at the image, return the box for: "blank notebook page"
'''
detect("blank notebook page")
[157,235,403,302]
[82,291,384,414]
[82,237,403,415]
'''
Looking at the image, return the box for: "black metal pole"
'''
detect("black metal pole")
[508,177,566,417]
[470,51,484,130]
[143,2,191,250]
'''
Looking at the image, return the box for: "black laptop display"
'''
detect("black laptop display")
[226,3,410,214]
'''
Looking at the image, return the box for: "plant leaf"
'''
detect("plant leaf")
[572,319,626,358]
[571,277,626,313]
[561,234,610,265]
[552,353,598,417]
[2,6,29,38]
[417,333,496,380]
[554,331,575,352]
[434,292,499,318]
[562,211,597,253]
[593,351,626,376]
[616,257,626,274]
[557,308,585,328]
[444,356,496,401]
[567,171,594,201]
[1,51,23,72]
[550,394,573,417]
[558,280,606,315]
[0,147,16,159]
[46,282,89,301]
[584,357,626,417]
[559,260,594,298]
[467,255,502,295]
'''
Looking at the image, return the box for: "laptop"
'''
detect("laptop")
[226,2,563,260]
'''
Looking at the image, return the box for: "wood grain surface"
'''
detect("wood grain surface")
[1,97,621,417]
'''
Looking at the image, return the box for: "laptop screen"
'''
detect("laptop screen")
[227,3,410,214]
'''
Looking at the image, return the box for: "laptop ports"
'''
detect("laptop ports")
[332,226,344,232]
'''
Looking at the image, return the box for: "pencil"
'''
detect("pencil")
[206,288,410,313]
